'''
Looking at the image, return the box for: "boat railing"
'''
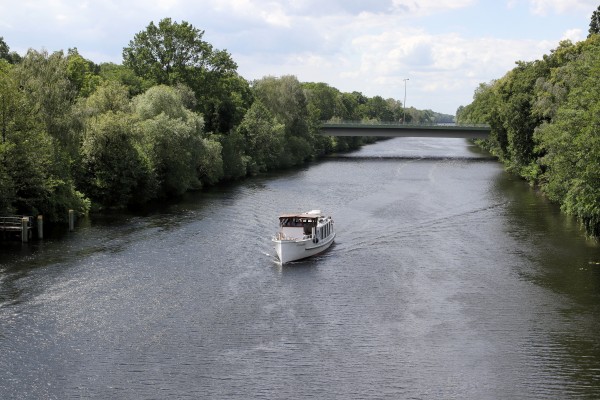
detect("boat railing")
[275,232,286,240]
[275,231,314,241]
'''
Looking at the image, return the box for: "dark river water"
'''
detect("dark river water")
[2,138,600,399]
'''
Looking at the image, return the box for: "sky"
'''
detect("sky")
[0,0,598,115]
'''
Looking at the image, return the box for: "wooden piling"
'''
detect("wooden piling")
[37,215,43,239]
[21,217,29,243]
[68,209,75,232]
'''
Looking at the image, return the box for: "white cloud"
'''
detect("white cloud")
[328,22,553,108]
[391,0,476,15]
[1,0,596,113]
[562,28,584,41]
[155,0,180,10]
[528,0,597,15]
[207,0,292,26]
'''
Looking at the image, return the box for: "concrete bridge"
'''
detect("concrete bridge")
[320,122,491,139]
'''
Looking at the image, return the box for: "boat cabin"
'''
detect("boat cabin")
[278,212,320,240]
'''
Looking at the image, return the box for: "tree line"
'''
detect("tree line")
[0,18,451,222]
[457,6,600,237]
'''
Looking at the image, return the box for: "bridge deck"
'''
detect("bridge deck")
[320,122,491,139]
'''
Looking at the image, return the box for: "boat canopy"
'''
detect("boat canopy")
[278,211,324,229]
[278,211,323,220]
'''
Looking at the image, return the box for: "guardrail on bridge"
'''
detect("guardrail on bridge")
[320,121,491,139]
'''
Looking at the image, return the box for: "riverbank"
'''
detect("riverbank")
[458,35,600,238]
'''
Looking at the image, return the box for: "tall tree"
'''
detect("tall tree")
[66,48,101,98]
[123,18,244,133]
[5,49,89,220]
[589,5,600,37]
[0,38,9,62]
[0,60,17,213]
[99,63,152,96]
[123,18,214,85]
[360,95,395,121]
[253,76,312,165]
[134,85,223,197]
[0,60,19,144]
[80,111,154,207]
[0,37,20,64]
[253,75,309,138]
[15,49,77,149]
[237,100,285,174]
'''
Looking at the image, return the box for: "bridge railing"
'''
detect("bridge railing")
[321,120,490,129]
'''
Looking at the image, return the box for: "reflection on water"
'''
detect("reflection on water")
[1,138,599,399]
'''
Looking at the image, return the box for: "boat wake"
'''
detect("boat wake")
[342,201,509,252]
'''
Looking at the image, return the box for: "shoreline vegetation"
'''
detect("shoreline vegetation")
[3,9,600,240]
[0,18,452,225]
[458,6,600,238]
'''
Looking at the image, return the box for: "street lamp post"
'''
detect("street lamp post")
[403,78,409,124]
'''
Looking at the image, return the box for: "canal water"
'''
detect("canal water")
[1,138,600,399]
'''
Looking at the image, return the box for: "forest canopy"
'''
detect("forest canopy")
[0,19,452,222]
[457,8,600,237]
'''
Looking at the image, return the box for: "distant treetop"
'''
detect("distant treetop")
[589,5,600,37]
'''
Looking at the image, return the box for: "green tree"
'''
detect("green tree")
[196,137,223,186]
[0,37,21,64]
[5,49,88,220]
[99,63,152,96]
[82,80,132,116]
[66,48,101,98]
[195,58,251,134]
[589,5,600,37]
[0,62,17,212]
[80,111,154,207]
[457,81,508,158]
[0,140,15,214]
[218,130,247,180]
[360,96,394,121]
[75,81,153,208]
[0,37,9,62]
[123,18,214,86]
[535,39,600,236]
[532,39,599,122]
[302,82,342,155]
[253,76,309,136]
[337,92,361,120]
[253,75,312,165]
[0,60,19,144]
[135,83,189,120]
[15,49,77,150]
[462,33,600,237]
[303,82,340,121]
[488,59,552,176]
[123,18,250,134]
[237,100,285,174]
[134,85,222,197]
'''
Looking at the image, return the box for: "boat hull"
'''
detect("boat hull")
[273,233,335,264]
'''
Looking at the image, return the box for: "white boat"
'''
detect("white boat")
[273,210,335,264]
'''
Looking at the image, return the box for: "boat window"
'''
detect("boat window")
[304,224,312,236]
